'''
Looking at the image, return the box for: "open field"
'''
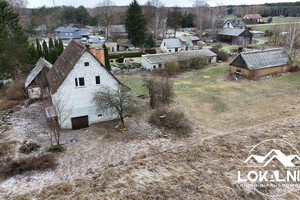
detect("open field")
[262,17,300,23]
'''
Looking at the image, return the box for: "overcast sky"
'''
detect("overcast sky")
[27,0,298,8]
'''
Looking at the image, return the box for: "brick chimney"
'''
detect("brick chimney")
[89,48,105,66]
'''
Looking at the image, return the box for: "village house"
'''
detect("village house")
[46,40,127,129]
[25,57,52,99]
[109,25,128,41]
[243,14,263,23]
[189,36,201,45]
[223,18,246,29]
[160,38,184,53]
[54,25,91,45]
[230,48,290,79]
[217,28,253,45]
[141,49,217,71]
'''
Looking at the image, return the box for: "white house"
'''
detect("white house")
[46,40,128,129]
[160,38,184,53]
[243,14,263,23]
[142,49,217,71]
[223,19,246,29]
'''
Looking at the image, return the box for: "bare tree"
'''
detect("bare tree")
[193,0,210,34]
[45,92,71,151]
[96,0,116,40]
[143,0,167,43]
[167,7,183,38]
[143,78,160,108]
[93,85,138,125]
[285,23,300,61]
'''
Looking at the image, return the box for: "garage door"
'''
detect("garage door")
[71,116,89,129]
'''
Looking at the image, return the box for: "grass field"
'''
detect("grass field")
[262,16,300,23]
[117,64,300,133]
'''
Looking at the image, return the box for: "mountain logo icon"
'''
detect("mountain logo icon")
[244,149,300,167]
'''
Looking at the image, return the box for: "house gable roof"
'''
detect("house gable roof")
[163,38,183,49]
[25,57,52,88]
[217,28,251,36]
[47,40,127,94]
[224,18,246,28]
[244,14,263,19]
[230,48,290,70]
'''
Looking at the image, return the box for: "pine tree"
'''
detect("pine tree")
[0,1,32,78]
[125,0,146,47]
[54,39,59,49]
[102,44,111,71]
[145,34,155,48]
[29,44,39,63]
[49,37,54,50]
[36,39,43,58]
[49,48,59,64]
[58,39,64,54]
[42,41,50,61]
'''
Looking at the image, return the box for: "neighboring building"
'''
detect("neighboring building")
[25,58,52,99]
[160,38,184,53]
[230,48,290,79]
[223,19,246,29]
[179,37,194,51]
[54,25,91,44]
[189,36,201,45]
[109,25,128,41]
[35,24,47,35]
[46,40,127,129]
[243,14,263,23]
[104,42,117,52]
[141,49,217,71]
[217,28,253,45]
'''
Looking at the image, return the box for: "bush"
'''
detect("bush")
[149,108,191,136]
[5,76,27,100]
[117,57,124,63]
[210,47,228,62]
[165,62,180,75]
[0,154,57,179]
[145,48,156,54]
[18,141,41,154]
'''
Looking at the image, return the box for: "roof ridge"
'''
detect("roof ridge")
[241,48,285,55]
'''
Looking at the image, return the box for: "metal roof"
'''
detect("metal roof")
[244,14,262,19]
[217,28,248,36]
[163,38,183,49]
[143,49,217,64]
[25,57,52,88]
[58,32,82,39]
[110,25,126,33]
[231,48,290,70]
[180,37,193,47]
[78,28,91,36]
[224,18,246,28]
[189,36,200,41]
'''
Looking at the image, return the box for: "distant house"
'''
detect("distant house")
[250,31,265,38]
[55,25,91,44]
[230,48,290,79]
[160,38,183,53]
[223,19,246,29]
[109,25,128,41]
[217,28,253,45]
[179,37,194,51]
[25,58,52,99]
[46,40,127,129]
[104,42,117,52]
[243,14,263,23]
[189,36,201,45]
[141,49,217,71]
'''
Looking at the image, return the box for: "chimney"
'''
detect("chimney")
[89,48,105,67]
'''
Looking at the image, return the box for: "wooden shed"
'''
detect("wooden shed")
[25,57,53,99]
[230,48,290,79]
[217,28,252,45]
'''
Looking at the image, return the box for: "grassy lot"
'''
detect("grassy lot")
[262,16,300,23]
[118,64,300,133]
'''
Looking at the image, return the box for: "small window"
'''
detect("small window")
[77,77,85,86]
[153,65,156,69]
[98,114,102,117]
[84,62,89,67]
[95,76,100,85]
[158,64,162,68]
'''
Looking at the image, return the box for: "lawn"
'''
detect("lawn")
[262,16,300,23]
[118,64,300,133]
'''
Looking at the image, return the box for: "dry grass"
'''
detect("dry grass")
[5,76,27,101]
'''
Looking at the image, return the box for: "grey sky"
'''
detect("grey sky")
[27,0,298,8]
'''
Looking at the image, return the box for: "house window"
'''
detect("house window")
[98,114,102,117]
[158,64,162,68]
[95,76,100,85]
[84,62,89,66]
[153,65,156,69]
[227,22,230,28]
[75,77,85,87]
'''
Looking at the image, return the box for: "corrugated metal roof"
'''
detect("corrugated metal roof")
[231,48,290,70]
[217,28,247,36]
[189,36,200,41]
[143,49,217,64]
[25,58,52,88]
[163,38,183,49]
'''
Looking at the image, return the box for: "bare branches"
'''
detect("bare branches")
[96,0,116,39]
[93,85,138,125]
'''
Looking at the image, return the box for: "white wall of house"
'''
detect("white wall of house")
[223,21,235,29]
[52,51,119,129]
[160,41,183,53]
[141,56,164,71]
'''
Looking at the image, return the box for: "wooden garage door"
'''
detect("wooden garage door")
[71,116,89,130]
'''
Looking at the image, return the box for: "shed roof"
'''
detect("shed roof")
[78,28,91,36]
[230,48,290,70]
[217,28,248,36]
[143,49,217,64]
[180,37,193,47]
[58,32,81,39]
[25,57,52,88]
[224,18,246,28]
[46,40,127,94]
[163,38,183,49]
[189,36,200,41]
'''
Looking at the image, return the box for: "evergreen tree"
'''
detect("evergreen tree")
[54,39,59,49]
[58,39,64,54]
[36,38,43,58]
[29,44,39,63]
[49,37,54,50]
[102,44,111,71]
[125,0,146,47]
[0,1,32,78]
[49,48,59,64]
[145,34,155,48]
[42,41,50,61]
